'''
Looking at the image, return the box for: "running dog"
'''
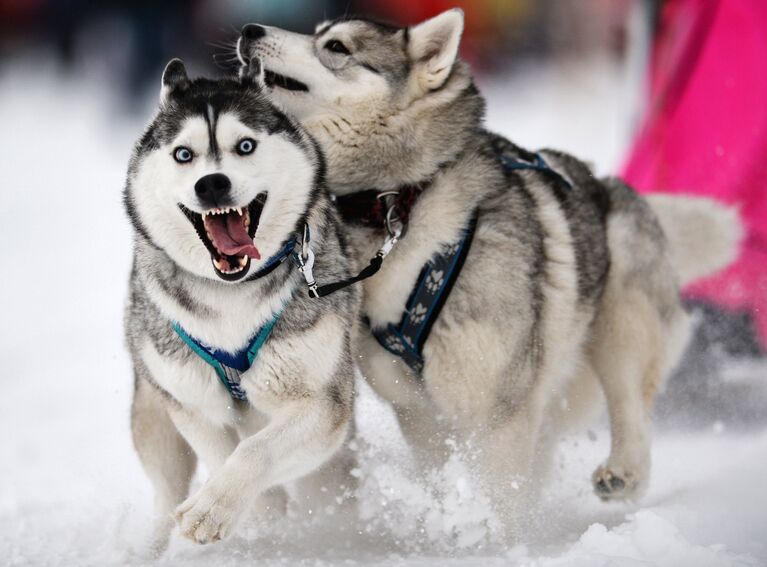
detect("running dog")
[237,10,741,535]
[124,59,360,551]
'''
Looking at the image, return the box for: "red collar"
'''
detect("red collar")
[334,184,425,230]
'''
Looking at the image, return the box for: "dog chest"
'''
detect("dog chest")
[140,339,241,425]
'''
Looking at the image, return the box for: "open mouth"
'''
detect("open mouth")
[263,69,309,92]
[179,194,267,281]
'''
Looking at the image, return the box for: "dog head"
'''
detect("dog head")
[125,59,320,282]
[237,10,483,192]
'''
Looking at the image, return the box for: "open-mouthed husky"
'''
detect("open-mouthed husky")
[124,59,360,551]
[237,9,742,535]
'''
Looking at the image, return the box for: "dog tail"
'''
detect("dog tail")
[645,194,743,285]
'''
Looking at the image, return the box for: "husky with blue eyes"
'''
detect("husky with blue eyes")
[124,59,360,552]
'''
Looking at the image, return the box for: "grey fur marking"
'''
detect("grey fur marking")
[124,68,361,550]
[240,12,739,538]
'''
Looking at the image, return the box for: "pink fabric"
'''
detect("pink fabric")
[622,0,767,346]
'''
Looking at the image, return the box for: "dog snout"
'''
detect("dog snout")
[195,173,232,207]
[239,24,266,62]
[242,24,266,42]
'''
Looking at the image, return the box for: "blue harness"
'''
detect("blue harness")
[373,150,572,374]
[170,239,296,401]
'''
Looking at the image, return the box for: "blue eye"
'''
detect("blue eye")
[174,147,193,163]
[236,138,256,156]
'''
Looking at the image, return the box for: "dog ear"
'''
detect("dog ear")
[160,59,190,103]
[238,26,266,88]
[408,8,464,92]
[239,56,264,87]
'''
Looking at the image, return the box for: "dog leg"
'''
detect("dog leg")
[395,405,451,471]
[175,400,349,544]
[168,406,239,474]
[589,288,661,501]
[131,376,196,556]
[470,405,542,540]
[292,421,357,520]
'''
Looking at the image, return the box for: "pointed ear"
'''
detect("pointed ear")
[160,59,189,103]
[239,55,264,86]
[408,9,464,91]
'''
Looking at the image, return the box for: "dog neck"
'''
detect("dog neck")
[333,182,427,230]
[305,61,484,195]
[133,204,328,354]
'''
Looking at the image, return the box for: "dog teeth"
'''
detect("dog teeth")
[213,256,248,274]
[203,207,245,217]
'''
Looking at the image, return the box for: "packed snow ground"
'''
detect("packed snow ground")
[1,57,765,567]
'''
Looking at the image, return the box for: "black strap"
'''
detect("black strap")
[313,253,384,298]
[309,146,571,303]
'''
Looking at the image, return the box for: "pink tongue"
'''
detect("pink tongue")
[204,212,261,259]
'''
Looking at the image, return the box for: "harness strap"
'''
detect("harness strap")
[372,214,477,373]
[172,308,283,401]
[250,237,297,280]
[368,147,574,374]
[499,151,574,189]
[313,254,384,298]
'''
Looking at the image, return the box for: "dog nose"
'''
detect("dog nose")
[195,173,231,206]
[241,24,266,42]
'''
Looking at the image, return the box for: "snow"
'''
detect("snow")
[1,59,765,567]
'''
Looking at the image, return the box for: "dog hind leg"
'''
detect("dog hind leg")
[588,286,663,501]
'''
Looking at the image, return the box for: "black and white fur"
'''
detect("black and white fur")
[124,60,360,552]
[238,10,742,537]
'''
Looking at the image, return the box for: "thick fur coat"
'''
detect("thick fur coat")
[237,10,741,536]
[124,61,360,551]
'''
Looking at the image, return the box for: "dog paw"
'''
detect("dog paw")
[175,483,241,544]
[592,465,642,501]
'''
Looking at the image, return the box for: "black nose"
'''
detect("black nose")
[195,173,231,207]
[241,24,266,42]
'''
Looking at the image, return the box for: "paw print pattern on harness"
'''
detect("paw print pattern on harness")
[425,270,445,294]
[409,303,428,326]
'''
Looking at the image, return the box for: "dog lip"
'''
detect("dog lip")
[263,69,309,92]
[177,193,267,282]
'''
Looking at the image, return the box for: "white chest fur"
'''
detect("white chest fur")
[140,338,238,425]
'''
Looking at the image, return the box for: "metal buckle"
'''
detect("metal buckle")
[373,191,405,257]
[295,224,319,298]
[376,190,406,239]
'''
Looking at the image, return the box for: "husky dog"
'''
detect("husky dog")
[237,9,742,534]
[124,59,360,551]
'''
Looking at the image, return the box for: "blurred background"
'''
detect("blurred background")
[2,0,762,424]
[1,0,646,110]
[1,1,766,564]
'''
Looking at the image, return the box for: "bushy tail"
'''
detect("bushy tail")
[645,194,743,285]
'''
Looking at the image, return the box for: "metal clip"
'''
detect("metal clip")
[377,190,406,239]
[301,224,312,261]
[295,224,319,297]
[377,224,401,258]
[295,247,318,298]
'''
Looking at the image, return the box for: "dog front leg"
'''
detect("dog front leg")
[131,376,196,556]
[175,399,350,544]
[168,405,239,474]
